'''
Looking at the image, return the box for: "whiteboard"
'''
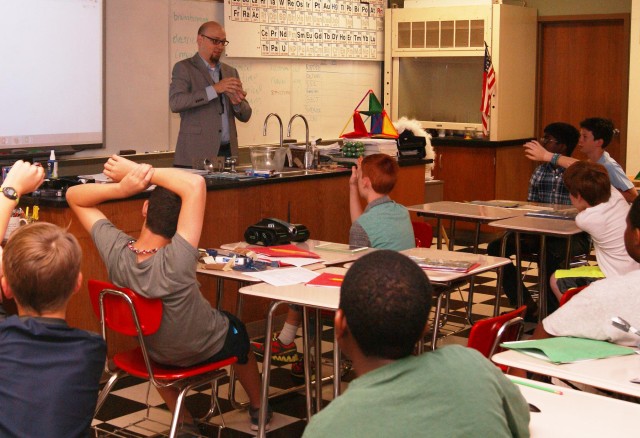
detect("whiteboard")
[168,0,382,147]
[231,58,382,145]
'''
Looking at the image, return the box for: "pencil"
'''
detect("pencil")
[509,378,563,395]
[269,248,311,255]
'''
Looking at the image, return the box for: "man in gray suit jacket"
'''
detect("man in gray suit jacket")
[170,21,252,167]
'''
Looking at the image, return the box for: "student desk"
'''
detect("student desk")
[239,267,346,438]
[407,202,528,321]
[514,377,640,436]
[493,350,640,399]
[241,248,510,436]
[400,247,511,349]
[489,215,582,320]
[406,201,529,251]
[199,240,374,313]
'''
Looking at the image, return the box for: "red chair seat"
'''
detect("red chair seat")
[114,347,237,380]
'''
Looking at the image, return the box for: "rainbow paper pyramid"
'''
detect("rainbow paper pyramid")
[340,90,398,139]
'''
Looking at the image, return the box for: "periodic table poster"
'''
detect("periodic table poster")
[223,0,385,60]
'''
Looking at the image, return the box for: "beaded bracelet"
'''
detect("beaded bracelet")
[550,153,560,166]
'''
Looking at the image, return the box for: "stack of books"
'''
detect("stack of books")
[410,256,479,273]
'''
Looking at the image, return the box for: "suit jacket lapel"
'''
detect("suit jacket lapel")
[190,54,215,88]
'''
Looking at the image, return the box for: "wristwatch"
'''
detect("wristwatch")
[1,186,19,202]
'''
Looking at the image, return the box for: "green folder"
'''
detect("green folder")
[501,337,637,364]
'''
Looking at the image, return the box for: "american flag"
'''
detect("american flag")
[480,42,496,136]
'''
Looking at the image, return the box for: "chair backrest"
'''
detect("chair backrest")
[412,221,433,248]
[559,285,587,307]
[467,305,527,359]
[88,279,163,338]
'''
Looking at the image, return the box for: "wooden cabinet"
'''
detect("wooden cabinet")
[432,139,536,202]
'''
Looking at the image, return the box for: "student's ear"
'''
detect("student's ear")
[334,309,348,340]
[1,276,14,300]
[71,272,83,295]
[142,200,149,218]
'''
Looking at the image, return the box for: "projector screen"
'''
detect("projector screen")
[0,0,103,151]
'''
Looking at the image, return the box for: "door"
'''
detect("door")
[536,15,630,167]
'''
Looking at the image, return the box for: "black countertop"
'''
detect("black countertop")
[430,137,532,148]
[21,158,428,208]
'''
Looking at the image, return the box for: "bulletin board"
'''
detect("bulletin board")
[169,0,383,147]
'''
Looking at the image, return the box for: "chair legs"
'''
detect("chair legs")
[94,369,124,416]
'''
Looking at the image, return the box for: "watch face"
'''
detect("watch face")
[2,187,17,200]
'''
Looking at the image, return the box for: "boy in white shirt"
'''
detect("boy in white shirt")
[550,161,640,300]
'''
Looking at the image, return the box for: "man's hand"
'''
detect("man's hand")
[214,77,246,105]
[117,163,154,198]
[2,160,45,196]
[523,140,553,163]
[104,155,138,183]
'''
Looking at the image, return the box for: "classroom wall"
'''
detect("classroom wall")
[526,0,630,16]
[93,0,639,175]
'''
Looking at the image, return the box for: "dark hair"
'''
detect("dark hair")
[340,250,432,359]
[563,161,611,206]
[146,186,182,239]
[3,222,81,314]
[630,197,640,230]
[544,122,580,156]
[360,154,399,194]
[580,118,616,148]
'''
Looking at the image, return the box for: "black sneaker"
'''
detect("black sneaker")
[249,405,273,431]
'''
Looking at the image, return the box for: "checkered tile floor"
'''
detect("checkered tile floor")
[92,240,592,437]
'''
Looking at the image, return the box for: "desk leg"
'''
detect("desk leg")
[333,327,341,399]
[314,309,323,413]
[257,300,286,438]
[465,222,482,322]
[515,232,523,308]
[448,219,457,251]
[228,282,247,410]
[216,278,224,310]
[302,306,313,421]
[430,289,448,350]
[494,265,504,317]
[436,218,442,250]
[564,236,573,269]
[538,236,548,321]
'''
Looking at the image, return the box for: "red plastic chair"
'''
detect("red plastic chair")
[467,305,527,370]
[88,279,237,438]
[412,221,433,248]
[559,285,587,307]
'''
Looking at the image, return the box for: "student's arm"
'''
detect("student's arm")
[523,140,577,168]
[620,186,638,203]
[349,164,363,222]
[66,162,154,234]
[0,161,45,243]
[103,156,206,247]
[0,161,45,280]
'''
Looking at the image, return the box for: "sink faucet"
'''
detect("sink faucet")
[288,114,313,169]
[263,113,283,148]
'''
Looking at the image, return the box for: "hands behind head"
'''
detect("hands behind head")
[523,140,551,162]
[104,155,154,197]
[2,160,45,196]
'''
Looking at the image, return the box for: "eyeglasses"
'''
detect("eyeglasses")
[539,136,559,146]
[201,35,229,46]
